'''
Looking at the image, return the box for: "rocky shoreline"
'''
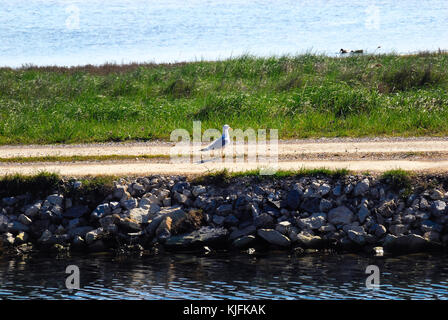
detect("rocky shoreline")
[1,172,448,257]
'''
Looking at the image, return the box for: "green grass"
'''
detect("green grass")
[380,169,413,192]
[0,171,60,197]
[1,51,448,144]
[193,167,351,185]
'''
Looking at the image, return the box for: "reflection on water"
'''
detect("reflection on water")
[1,251,448,300]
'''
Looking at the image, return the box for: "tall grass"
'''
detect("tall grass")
[0,52,448,144]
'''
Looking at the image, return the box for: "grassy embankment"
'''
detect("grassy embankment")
[1,52,448,145]
[0,168,402,198]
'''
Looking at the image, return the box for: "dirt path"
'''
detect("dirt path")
[1,137,448,158]
[1,137,448,176]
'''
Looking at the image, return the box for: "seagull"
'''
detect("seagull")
[201,124,231,151]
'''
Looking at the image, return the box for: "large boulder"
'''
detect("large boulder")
[286,189,301,210]
[383,234,441,253]
[164,226,228,249]
[328,206,353,225]
[257,229,291,247]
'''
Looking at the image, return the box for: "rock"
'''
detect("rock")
[149,203,161,215]
[119,218,142,232]
[254,213,274,228]
[229,225,256,241]
[155,216,172,239]
[354,178,370,196]
[424,231,440,242]
[357,206,369,224]
[2,197,17,206]
[38,229,53,244]
[389,224,407,236]
[373,224,387,238]
[318,184,331,196]
[212,215,225,225]
[121,198,138,210]
[377,200,396,217]
[91,203,111,219]
[113,185,128,199]
[421,220,443,233]
[216,204,233,216]
[15,232,29,244]
[67,218,82,229]
[64,205,89,218]
[224,215,239,227]
[192,185,207,197]
[347,227,366,245]
[8,221,29,233]
[297,212,326,230]
[295,231,323,248]
[165,226,228,249]
[333,185,342,196]
[300,198,321,213]
[257,229,291,247]
[328,206,353,225]
[431,200,446,217]
[18,214,32,226]
[129,207,150,224]
[85,228,104,244]
[384,234,439,253]
[145,214,166,237]
[173,192,188,204]
[0,214,9,232]
[172,181,190,194]
[430,189,444,200]
[67,226,94,239]
[275,221,291,235]
[232,235,256,248]
[25,203,41,217]
[286,189,301,210]
[373,246,384,256]
[163,198,172,207]
[46,194,64,206]
[319,199,333,212]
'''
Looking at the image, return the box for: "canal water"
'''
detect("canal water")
[1,251,448,299]
[1,0,447,67]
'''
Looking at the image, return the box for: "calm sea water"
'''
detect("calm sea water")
[0,0,447,67]
[1,252,448,300]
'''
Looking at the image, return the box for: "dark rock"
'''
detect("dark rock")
[257,229,291,247]
[300,198,321,213]
[328,206,353,225]
[232,235,257,249]
[254,213,274,228]
[64,205,89,219]
[383,234,441,253]
[164,226,228,249]
[229,225,256,241]
[286,189,301,210]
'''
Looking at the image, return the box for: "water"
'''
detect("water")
[1,252,448,299]
[1,0,448,67]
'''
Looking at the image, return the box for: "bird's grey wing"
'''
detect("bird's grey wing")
[201,136,224,151]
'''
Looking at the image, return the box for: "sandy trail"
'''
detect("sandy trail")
[1,138,448,158]
[1,160,448,176]
[1,137,448,176]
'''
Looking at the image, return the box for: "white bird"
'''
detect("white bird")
[201,124,231,151]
